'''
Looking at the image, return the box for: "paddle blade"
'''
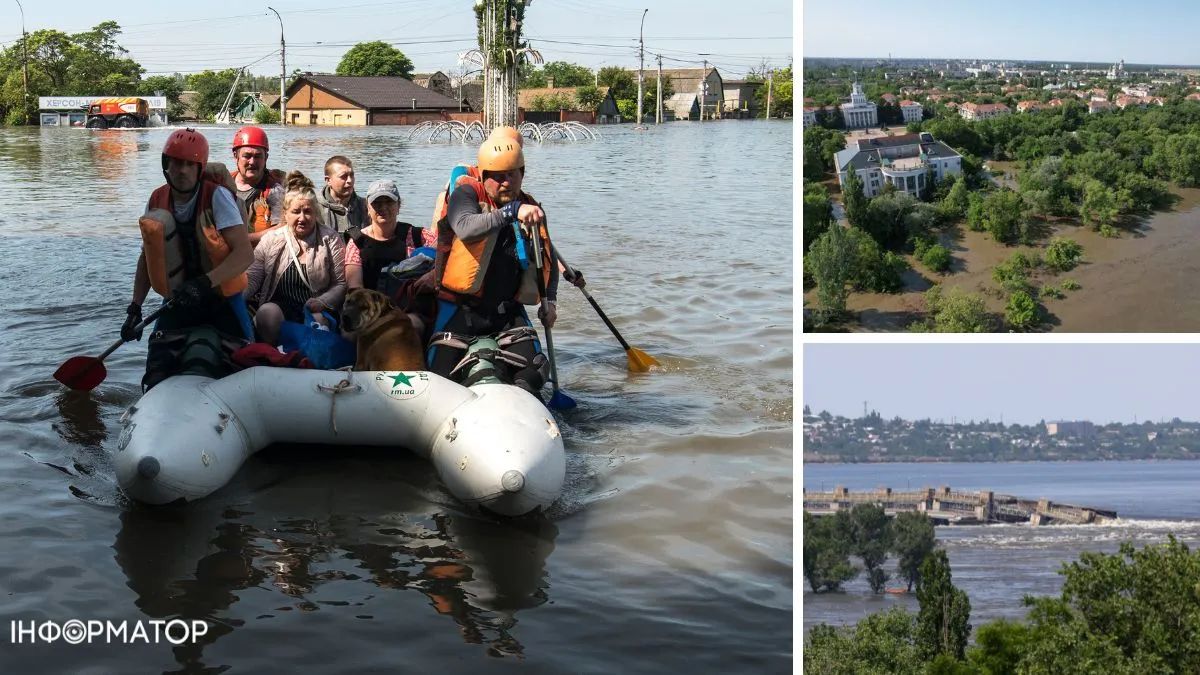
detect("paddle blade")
[53,356,108,392]
[547,388,577,411]
[625,347,660,373]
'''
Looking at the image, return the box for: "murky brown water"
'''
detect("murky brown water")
[0,122,793,672]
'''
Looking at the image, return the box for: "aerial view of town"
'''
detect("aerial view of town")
[802,5,1200,333]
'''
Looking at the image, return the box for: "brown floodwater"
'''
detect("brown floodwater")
[0,122,793,672]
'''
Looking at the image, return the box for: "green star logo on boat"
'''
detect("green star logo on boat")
[390,372,413,387]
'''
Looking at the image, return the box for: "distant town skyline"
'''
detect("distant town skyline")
[804,344,1200,425]
[803,0,1200,67]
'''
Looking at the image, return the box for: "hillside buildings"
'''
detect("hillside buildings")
[834,132,963,199]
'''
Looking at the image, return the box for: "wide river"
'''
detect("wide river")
[803,460,1200,635]
[0,121,794,672]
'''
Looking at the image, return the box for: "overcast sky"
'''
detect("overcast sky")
[804,0,1200,65]
[804,344,1200,425]
[2,1,793,79]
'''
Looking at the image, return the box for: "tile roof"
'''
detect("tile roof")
[289,74,461,110]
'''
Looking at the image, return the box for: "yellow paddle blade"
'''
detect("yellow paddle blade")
[626,347,660,373]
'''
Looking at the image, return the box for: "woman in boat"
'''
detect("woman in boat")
[343,179,423,294]
[244,171,347,345]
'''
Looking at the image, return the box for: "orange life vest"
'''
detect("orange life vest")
[140,179,248,298]
[427,164,482,249]
[435,176,552,305]
[231,168,284,234]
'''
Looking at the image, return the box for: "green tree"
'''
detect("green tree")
[137,74,186,121]
[863,191,919,250]
[804,184,834,252]
[923,286,995,333]
[186,69,240,121]
[1079,178,1121,230]
[849,503,891,594]
[942,178,970,220]
[254,106,280,124]
[1005,289,1039,331]
[335,41,414,78]
[754,65,793,118]
[966,619,1032,675]
[806,224,857,325]
[804,608,924,675]
[890,512,936,592]
[915,549,972,662]
[982,190,1025,245]
[921,244,952,274]
[1044,237,1084,272]
[803,511,858,593]
[843,172,869,228]
[848,227,908,293]
[575,84,602,109]
[534,60,593,87]
[965,192,986,231]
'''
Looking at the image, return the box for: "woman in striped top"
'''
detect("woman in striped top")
[244,171,347,345]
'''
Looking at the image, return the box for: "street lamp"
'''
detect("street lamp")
[15,0,29,125]
[267,7,285,125]
[635,8,648,129]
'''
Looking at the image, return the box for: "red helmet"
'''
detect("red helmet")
[163,128,208,165]
[232,125,269,152]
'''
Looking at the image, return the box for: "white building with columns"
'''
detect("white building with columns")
[899,100,923,123]
[834,132,963,199]
[840,82,878,129]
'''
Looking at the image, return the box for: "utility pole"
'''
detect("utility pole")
[15,0,28,125]
[655,53,663,124]
[699,55,709,121]
[636,8,647,129]
[268,7,286,125]
[766,68,773,120]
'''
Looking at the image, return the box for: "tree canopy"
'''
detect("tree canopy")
[335,41,414,78]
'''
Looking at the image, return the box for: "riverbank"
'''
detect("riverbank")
[803,181,1200,332]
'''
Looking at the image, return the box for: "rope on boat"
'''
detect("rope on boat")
[317,368,360,434]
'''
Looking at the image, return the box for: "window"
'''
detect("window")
[310,113,319,124]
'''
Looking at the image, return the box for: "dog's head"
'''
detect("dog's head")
[341,288,394,337]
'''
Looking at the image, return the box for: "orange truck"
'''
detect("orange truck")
[84,97,150,129]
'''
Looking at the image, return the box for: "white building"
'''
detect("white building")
[840,81,878,129]
[899,100,922,123]
[959,102,1011,122]
[802,107,818,128]
[834,132,963,199]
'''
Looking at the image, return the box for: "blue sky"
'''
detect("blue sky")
[1,1,793,79]
[804,0,1200,65]
[804,344,1200,425]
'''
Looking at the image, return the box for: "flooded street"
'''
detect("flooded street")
[0,121,793,672]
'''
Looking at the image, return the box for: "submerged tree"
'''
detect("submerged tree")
[890,511,935,592]
[915,549,972,661]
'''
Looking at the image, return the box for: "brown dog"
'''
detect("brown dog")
[340,288,425,371]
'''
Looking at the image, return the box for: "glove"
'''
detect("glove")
[174,275,217,309]
[120,302,143,342]
[563,267,586,289]
[499,200,523,222]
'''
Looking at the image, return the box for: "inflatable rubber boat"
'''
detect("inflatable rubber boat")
[114,368,566,516]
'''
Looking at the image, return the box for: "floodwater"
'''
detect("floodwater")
[802,461,1200,635]
[0,121,794,672]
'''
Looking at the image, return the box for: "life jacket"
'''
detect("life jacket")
[140,179,248,298]
[347,222,419,293]
[427,165,482,249]
[434,176,551,306]
[231,168,284,234]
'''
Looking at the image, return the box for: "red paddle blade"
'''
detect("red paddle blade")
[53,356,108,391]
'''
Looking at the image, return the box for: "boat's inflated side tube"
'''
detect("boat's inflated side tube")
[113,368,566,516]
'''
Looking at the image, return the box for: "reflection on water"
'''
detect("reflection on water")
[113,471,558,670]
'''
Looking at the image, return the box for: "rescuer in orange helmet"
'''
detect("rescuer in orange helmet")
[230,125,286,246]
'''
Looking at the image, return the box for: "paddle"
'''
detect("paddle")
[53,300,174,392]
[555,253,660,373]
[528,225,577,410]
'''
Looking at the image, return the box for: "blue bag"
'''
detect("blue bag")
[277,308,357,369]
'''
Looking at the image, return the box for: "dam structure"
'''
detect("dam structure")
[803,485,1118,526]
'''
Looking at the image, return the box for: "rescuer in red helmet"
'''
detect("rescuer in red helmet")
[230,125,286,246]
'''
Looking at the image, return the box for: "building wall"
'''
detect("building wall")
[901,105,922,123]
[289,83,359,111]
[286,108,367,126]
[370,111,450,125]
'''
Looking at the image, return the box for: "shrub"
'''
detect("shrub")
[1041,285,1064,300]
[925,286,995,333]
[1006,290,1040,330]
[254,106,280,124]
[921,244,952,274]
[1061,278,1081,290]
[1098,223,1119,238]
[1044,237,1083,272]
[992,252,1038,293]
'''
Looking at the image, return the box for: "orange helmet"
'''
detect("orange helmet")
[163,128,209,165]
[489,125,524,147]
[232,125,269,152]
[478,136,524,172]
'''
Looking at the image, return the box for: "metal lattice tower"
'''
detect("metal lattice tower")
[465,0,542,131]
